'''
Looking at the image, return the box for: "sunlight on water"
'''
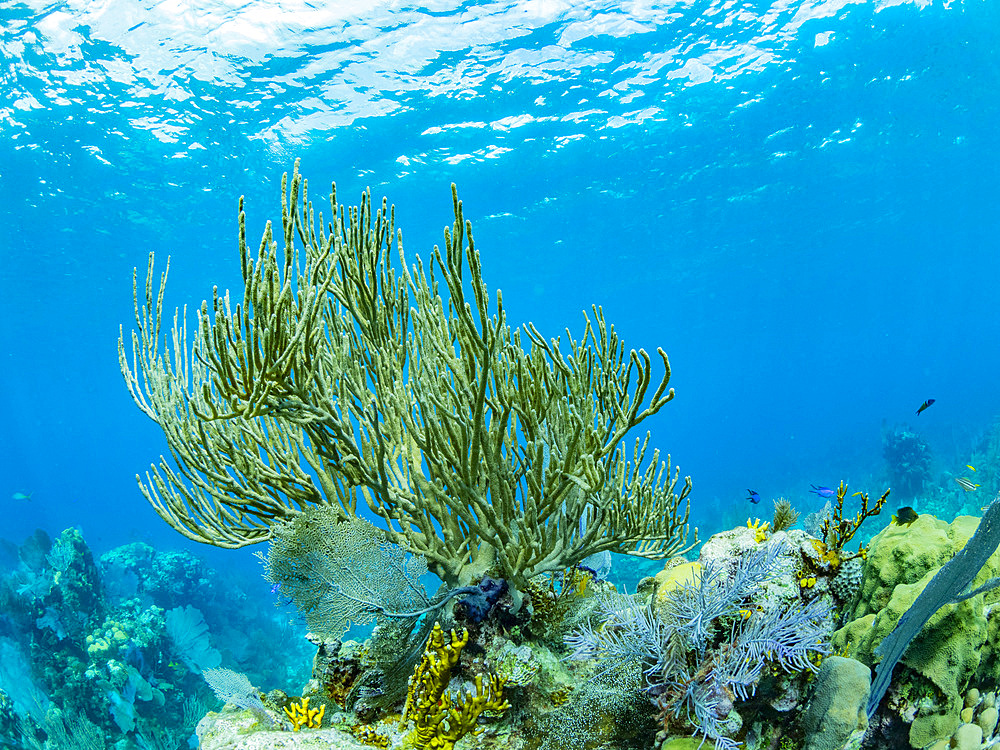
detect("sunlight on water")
[1,0,946,161]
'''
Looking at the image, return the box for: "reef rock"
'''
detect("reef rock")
[800,656,870,750]
[197,709,366,750]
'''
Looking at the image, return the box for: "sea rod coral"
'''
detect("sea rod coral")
[119,161,695,588]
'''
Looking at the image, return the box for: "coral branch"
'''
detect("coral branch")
[120,162,695,586]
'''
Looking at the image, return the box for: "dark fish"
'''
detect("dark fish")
[892,506,918,525]
[809,485,836,498]
[747,489,761,504]
[916,398,935,416]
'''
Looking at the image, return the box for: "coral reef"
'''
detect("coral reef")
[867,497,1000,721]
[564,526,839,749]
[834,510,1000,748]
[882,424,933,501]
[1,505,986,750]
[100,164,1000,750]
[0,526,308,750]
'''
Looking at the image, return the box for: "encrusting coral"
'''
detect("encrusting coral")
[119,161,695,588]
[835,502,1000,748]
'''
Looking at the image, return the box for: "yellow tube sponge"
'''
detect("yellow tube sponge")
[431,674,511,750]
[403,624,467,726]
[284,696,325,731]
[403,624,509,750]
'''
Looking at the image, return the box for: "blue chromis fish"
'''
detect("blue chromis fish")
[916,398,935,416]
[11,492,32,501]
[747,489,761,504]
[809,485,836,498]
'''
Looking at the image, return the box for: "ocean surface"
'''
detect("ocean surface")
[1,0,998,606]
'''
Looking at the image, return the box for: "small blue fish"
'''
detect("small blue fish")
[747,489,761,504]
[810,485,836,498]
[916,398,935,416]
[11,492,32,502]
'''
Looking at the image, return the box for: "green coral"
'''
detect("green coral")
[834,511,1000,747]
[846,513,990,621]
[120,161,695,588]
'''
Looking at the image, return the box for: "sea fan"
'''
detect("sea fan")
[165,605,221,674]
[202,667,271,724]
[568,539,832,749]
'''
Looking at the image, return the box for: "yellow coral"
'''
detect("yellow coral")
[86,618,131,658]
[747,518,769,543]
[86,635,112,658]
[808,539,841,570]
[432,674,510,750]
[403,624,509,750]
[403,624,468,726]
[354,725,390,748]
[284,696,324,731]
[550,687,571,706]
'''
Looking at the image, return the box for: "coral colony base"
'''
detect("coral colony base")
[4,166,1000,750]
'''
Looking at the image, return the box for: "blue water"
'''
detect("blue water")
[1,0,998,571]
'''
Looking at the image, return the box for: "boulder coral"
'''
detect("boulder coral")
[833,512,1000,748]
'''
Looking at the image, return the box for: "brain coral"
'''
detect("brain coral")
[847,513,994,620]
